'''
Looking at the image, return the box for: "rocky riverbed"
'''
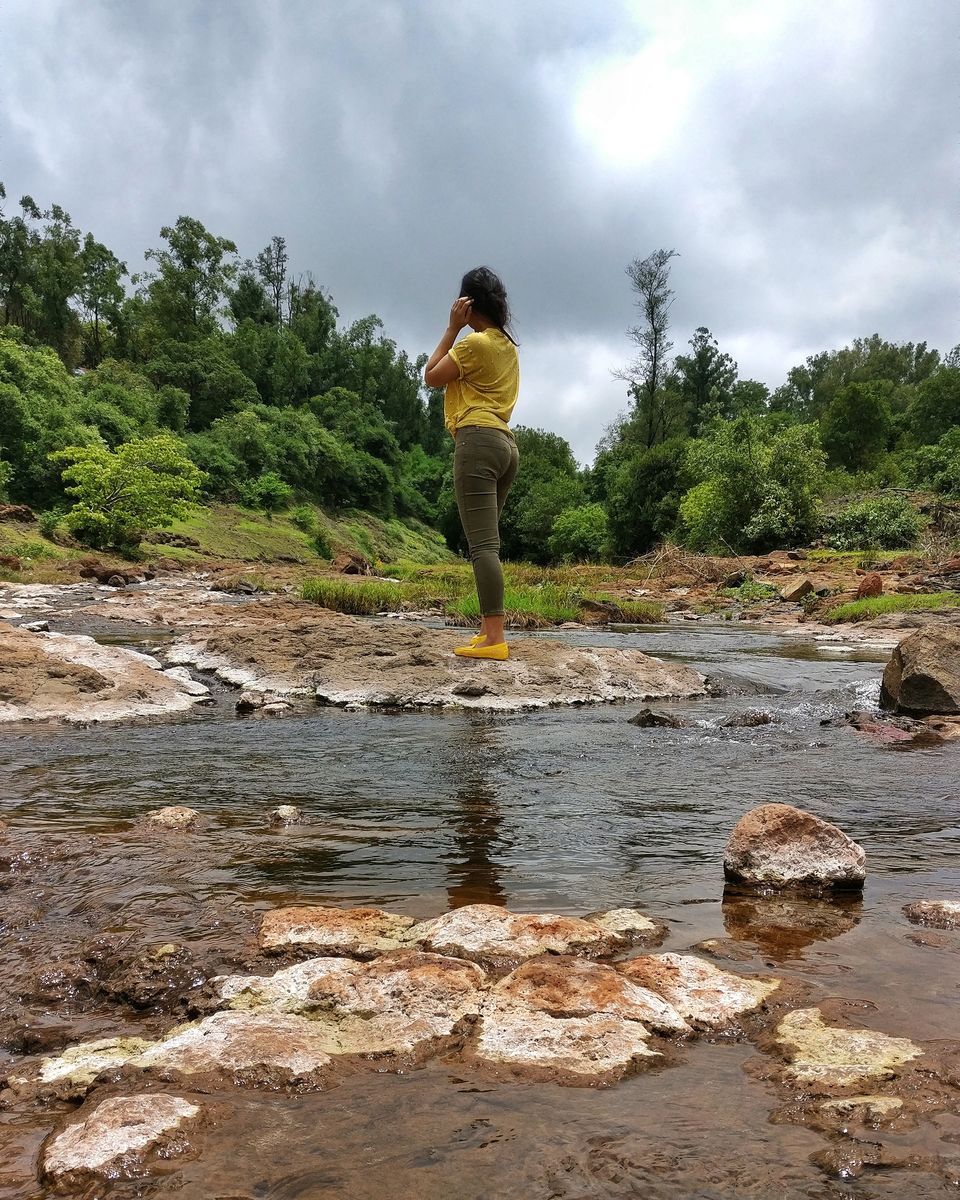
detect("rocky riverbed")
[2,576,960,1197]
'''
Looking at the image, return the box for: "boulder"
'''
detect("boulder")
[855,572,883,600]
[258,905,415,957]
[42,1094,200,1181]
[333,551,372,575]
[0,503,35,522]
[628,708,685,728]
[774,1008,922,1088]
[880,626,960,716]
[779,577,815,603]
[723,803,866,893]
[902,900,960,930]
[722,709,777,728]
[617,954,779,1030]
[269,804,305,826]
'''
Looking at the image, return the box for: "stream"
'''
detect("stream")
[1,620,958,1197]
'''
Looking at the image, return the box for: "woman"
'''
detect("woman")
[424,267,520,660]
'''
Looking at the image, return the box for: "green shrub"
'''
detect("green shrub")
[312,527,334,559]
[445,583,580,627]
[290,504,317,533]
[721,577,779,602]
[910,428,960,496]
[37,509,63,539]
[240,471,293,515]
[825,496,925,551]
[547,503,611,562]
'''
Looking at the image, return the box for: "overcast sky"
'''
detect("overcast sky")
[2,0,957,462]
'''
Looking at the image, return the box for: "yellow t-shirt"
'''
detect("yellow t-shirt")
[444,328,519,436]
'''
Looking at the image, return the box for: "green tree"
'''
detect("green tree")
[78,235,126,364]
[674,326,738,433]
[616,248,681,447]
[547,503,611,562]
[906,366,960,445]
[606,438,691,557]
[256,236,288,325]
[499,427,585,563]
[141,216,238,341]
[819,380,893,470]
[52,433,204,549]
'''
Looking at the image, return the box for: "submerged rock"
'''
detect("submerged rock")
[582,907,667,949]
[269,804,305,826]
[880,626,960,716]
[722,709,778,728]
[617,954,779,1030]
[902,900,960,930]
[723,803,866,893]
[775,1008,922,1088]
[258,905,415,957]
[43,1093,200,1181]
[406,904,617,969]
[145,806,201,831]
[628,708,685,728]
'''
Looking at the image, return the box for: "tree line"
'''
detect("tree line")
[1,184,958,560]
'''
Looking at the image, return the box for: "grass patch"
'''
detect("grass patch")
[301,577,435,614]
[721,578,779,602]
[825,592,960,623]
[586,592,665,623]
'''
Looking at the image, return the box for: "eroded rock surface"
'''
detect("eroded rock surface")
[902,900,960,930]
[259,905,416,957]
[144,806,201,831]
[723,803,866,893]
[880,625,960,716]
[407,904,618,969]
[775,1008,922,1088]
[43,1093,200,1181]
[0,626,202,723]
[617,954,779,1029]
[163,603,706,711]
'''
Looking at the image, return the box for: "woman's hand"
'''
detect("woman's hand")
[448,296,473,332]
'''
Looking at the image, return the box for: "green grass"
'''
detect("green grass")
[806,549,911,565]
[444,583,581,628]
[301,577,436,614]
[720,578,779,602]
[825,592,960,623]
[586,592,665,623]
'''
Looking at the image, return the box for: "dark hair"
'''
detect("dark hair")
[460,266,517,344]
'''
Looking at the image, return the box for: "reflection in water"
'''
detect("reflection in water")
[444,716,507,910]
[722,890,862,959]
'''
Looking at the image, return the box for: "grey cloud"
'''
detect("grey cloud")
[1,0,955,463]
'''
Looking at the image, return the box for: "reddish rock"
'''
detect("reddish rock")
[258,905,415,957]
[0,504,35,522]
[723,803,866,892]
[617,954,779,1029]
[855,573,883,600]
[880,626,960,716]
[902,900,960,930]
[333,551,372,575]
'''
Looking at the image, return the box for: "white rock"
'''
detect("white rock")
[902,900,960,930]
[407,904,615,966]
[145,806,200,831]
[43,1094,199,1179]
[162,667,210,696]
[617,954,779,1029]
[258,905,415,956]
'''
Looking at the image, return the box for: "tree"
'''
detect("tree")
[78,235,127,365]
[229,266,275,327]
[820,380,894,470]
[498,427,585,563]
[256,236,288,325]
[547,503,611,562]
[606,438,691,557]
[674,326,738,433]
[142,216,238,341]
[906,367,960,445]
[616,248,680,447]
[52,433,204,549]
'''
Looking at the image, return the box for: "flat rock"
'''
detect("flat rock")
[163,604,706,711]
[471,1000,659,1082]
[723,803,866,892]
[902,900,960,930]
[43,1093,200,1180]
[407,904,616,969]
[617,953,779,1029]
[819,1095,903,1122]
[628,708,685,728]
[217,951,486,1057]
[258,905,416,957]
[0,626,203,723]
[775,1008,922,1087]
[880,625,960,716]
[493,957,689,1034]
[34,1036,155,1089]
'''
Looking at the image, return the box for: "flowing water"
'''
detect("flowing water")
[1,620,959,1197]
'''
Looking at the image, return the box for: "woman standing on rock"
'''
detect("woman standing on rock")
[425,267,520,661]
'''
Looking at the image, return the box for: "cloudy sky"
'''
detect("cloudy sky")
[2,0,956,461]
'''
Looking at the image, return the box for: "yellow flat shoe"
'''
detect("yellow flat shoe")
[468,633,484,646]
[454,642,509,661]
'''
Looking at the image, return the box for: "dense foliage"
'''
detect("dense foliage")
[1,188,958,559]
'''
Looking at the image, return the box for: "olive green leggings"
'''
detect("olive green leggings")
[453,426,520,617]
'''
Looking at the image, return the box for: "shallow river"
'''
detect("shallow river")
[1,622,959,1198]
